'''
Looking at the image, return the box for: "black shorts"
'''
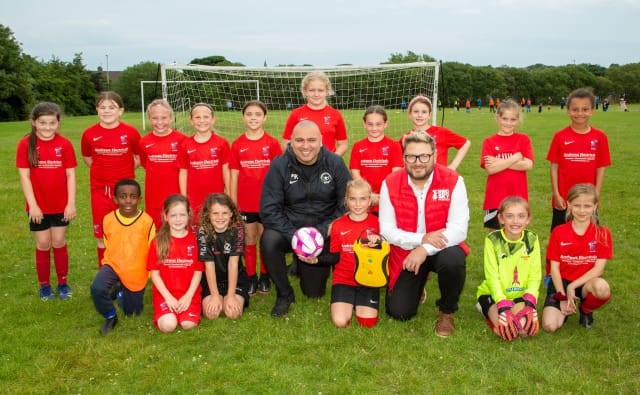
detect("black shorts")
[29,213,69,232]
[240,211,261,224]
[331,283,380,310]
[201,277,250,308]
[544,279,584,309]
[483,209,500,229]
[477,294,524,318]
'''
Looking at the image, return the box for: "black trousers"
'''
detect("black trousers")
[261,228,330,299]
[90,264,144,317]
[386,245,466,320]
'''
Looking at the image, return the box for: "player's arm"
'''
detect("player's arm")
[483,236,507,302]
[178,270,203,310]
[64,167,77,221]
[549,163,565,209]
[178,168,188,196]
[18,168,42,223]
[567,258,607,296]
[483,152,524,174]
[448,139,471,171]
[594,167,606,194]
[222,163,230,195]
[150,270,179,308]
[82,155,92,167]
[334,139,348,157]
[228,169,239,205]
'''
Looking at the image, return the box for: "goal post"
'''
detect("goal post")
[159,62,440,141]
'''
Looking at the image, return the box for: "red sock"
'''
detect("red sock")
[35,248,51,287]
[53,245,69,285]
[97,247,105,268]
[245,244,257,277]
[356,316,378,328]
[581,292,611,314]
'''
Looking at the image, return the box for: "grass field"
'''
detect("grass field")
[0,105,638,394]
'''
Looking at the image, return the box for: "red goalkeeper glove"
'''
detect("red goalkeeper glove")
[515,293,539,336]
[496,300,519,341]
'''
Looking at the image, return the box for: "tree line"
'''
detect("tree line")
[1,24,637,122]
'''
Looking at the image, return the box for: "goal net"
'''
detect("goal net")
[160,62,439,141]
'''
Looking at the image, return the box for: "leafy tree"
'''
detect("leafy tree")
[607,63,640,101]
[383,51,436,64]
[112,61,161,111]
[0,24,34,120]
[189,55,244,66]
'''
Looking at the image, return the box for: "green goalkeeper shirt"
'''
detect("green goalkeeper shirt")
[477,229,542,302]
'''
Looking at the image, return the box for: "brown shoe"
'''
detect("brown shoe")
[435,312,455,338]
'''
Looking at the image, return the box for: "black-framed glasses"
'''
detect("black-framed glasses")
[404,153,433,163]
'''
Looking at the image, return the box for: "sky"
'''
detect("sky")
[2,0,639,71]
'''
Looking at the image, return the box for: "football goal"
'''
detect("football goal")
[159,62,440,141]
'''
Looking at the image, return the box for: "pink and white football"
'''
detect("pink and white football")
[291,226,324,258]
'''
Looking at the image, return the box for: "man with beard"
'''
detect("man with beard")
[379,132,469,337]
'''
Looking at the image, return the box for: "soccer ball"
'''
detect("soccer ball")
[291,226,324,258]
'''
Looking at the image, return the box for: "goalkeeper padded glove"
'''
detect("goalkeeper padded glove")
[516,293,539,336]
[496,299,519,341]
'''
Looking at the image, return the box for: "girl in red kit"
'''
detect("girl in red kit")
[349,105,403,214]
[178,103,230,220]
[147,195,203,333]
[81,91,141,267]
[542,184,612,331]
[329,179,381,328]
[139,99,186,228]
[282,71,348,156]
[16,102,77,301]
[399,95,470,170]
[481,99,533,230]
[229,100,282,295]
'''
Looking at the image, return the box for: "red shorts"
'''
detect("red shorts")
[90,185,117,238]
[153,298,202,328]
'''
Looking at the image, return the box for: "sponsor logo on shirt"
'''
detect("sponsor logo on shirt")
[240,148,249,153]
[590,139,598,150]
[171,142,179,152]
[382,146,389,156]
[564,140,575,145]
[145,143,154,149]
[55,147,62,157]
[262,146,270,157]
[93,136,103,142]
[340,230,351,236]
[323,116,331,125]
[120,135,128,145]
[588,240,597,252]
[210,148,218,158]
[560,242,572,246]
[187,149,197,154]
[289,173,299,184]
[431,189,450,201]
[359,148,368,153]
[320,172,332,184]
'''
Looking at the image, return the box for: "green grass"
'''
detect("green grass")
[1,106,639,393]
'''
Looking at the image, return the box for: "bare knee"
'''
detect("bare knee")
[157,314,178,333]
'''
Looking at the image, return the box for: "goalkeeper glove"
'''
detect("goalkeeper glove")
[496,299,519,341]
[515,293,539,336]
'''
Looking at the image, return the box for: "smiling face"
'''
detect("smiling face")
[97,99,124,129]
[291,121,322,165]
[164,202,190,235]
[113,184,141,218]
[496,109,519,135]
[32,115,59,141]
[148,105,173,136]
[363,112,388,142]
[242,104,266,133]
[208,202,233,233]
[346,185,372,220]
[567,97,594,130]
[568,193,598,225]
[303,79,329,109]
[408,102,431,131]
[403,141,435,183]
[498,203,531,240]
[189,105,215,135]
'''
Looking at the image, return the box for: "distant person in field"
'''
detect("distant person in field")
[379,132,470,337]
[229,100,282,296]
[349,105,403,214]
[90,179,155,336]
[261,120,351,317]
[81,91,141,268]
[178,103,230,220]
[481,99,533,230]
[476,197,541,342]
[139,99,186,229]
[526,98,532,112]
[546,88,611,232]
[488,97,495,113]
[465,99,471,113]
[400,95,471,171]
[281,71,348,156]
[542,184,612,331]
[198,193,251,320]
[147,195,203,333]
[477,98,483,111]
[16,102,77,301]
[328,179,381,328]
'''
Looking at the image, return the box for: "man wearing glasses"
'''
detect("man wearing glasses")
[379,132,469,337]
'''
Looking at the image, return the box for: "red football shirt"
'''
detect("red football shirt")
[349,136,403,194]
[147,232,204,302]
[229,132,282,212]
[480,132,534,209]
[400,126,468,166]
[546,222,613,281]
[139,130,187,225]
[282,104,347,152]
[330,214,380,286]
[81,122,140,187]
[178,133,230,215]
[546,126,611,202]
[16,134,77,213]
